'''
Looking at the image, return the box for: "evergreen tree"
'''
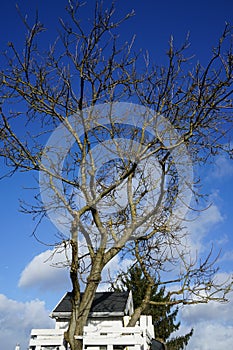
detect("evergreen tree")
[114,266,193,350]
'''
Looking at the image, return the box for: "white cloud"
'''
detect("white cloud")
[185,323,233,350]
[0,294,54,350]
[173,320,232,350]
[18,243,134,293]
[18,249,71,291]
[178,274,233,350]
[182,297,233,325]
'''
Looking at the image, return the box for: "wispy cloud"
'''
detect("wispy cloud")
[210,155,233,179]
[99,254,134,291]
[220,250,233,262]
[185,204,224,257]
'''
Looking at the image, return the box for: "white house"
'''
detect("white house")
[28,291,165,350]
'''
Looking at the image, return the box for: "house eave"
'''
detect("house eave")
[50,311,71,319]
[89,311,125,317]
[51,311,125,319]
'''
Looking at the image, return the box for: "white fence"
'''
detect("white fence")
[29,316,154,350]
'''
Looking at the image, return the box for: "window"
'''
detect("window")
[113,346,126,350]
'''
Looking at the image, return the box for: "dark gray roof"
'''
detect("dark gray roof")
[52,291,130,317]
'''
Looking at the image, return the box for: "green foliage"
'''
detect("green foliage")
[114,265,193,350]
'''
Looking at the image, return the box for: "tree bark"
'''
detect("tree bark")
[66,250,104,350]
[127,282,152,327]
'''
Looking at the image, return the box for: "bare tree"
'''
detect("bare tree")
[0,2,233,350]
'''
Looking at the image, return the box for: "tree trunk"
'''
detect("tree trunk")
[65,251,104,350]
[127,283,152,327]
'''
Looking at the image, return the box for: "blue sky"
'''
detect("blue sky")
[0,1,233,350]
